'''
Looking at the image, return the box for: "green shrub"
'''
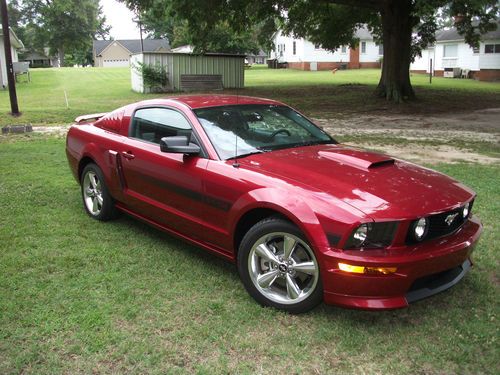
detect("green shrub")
[134,62,168,91]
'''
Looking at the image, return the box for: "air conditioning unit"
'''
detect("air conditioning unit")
[443,67,461,78]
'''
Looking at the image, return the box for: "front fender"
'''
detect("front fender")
[228,187,330,253]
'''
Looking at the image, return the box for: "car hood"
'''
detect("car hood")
[237,144,474,220]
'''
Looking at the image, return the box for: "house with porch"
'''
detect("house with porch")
[269,26,382,70]
[93,39,170,67]
[0,26,24,88]
[411,22,500,81]
[21,49,59,68]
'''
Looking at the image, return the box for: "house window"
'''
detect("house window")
[485,44,500,53]
[472,44,480,54]
[361,42,366,54]
[378,44,383,55]
[443,44,458,57]
[293,41,296,55]
[341,45,347,53]
[314,43,322,50]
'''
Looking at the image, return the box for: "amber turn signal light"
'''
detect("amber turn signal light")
[338,263,397,275]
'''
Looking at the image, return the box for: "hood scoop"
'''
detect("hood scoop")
[318,150,395,170]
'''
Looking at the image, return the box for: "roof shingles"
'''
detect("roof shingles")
[93,39,170,56]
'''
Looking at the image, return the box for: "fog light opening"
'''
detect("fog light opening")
[338,263,397,275]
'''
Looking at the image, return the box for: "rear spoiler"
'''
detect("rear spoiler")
[74,112,108,124]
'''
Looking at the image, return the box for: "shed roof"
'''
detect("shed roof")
[93,39,170,55]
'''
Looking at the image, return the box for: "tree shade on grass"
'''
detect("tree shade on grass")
[120,0,499,102]
[1,67,500,127]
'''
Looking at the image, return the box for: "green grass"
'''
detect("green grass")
[1,66,500,126]
[0,135,499,374]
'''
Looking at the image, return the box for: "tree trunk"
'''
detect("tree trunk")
[58,48,65,67]
[375,0,415,102]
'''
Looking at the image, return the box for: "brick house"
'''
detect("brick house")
[269,26,382,71]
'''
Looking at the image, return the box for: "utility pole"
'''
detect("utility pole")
[1,0,20,115]
[139,19,144,53]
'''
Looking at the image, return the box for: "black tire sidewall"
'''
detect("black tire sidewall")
[237,218,323,314]
[80,163,117,221]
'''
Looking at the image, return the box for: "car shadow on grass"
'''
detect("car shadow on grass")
[110,212,486,327]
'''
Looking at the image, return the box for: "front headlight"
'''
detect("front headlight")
[462,202,470,219]
[345,222,398,249]
[352,223,369,247]
[413,217,429,242]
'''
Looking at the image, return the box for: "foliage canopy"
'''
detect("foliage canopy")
[121,0,498,102]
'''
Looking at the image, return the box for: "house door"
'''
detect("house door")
[349,46,360,69]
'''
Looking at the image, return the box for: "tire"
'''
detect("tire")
[80,163,118,221]
[237,217,323,313]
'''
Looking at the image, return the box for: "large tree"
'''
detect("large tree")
[129,0,274,54]
[19,0,110,66]
[122,0,498,102]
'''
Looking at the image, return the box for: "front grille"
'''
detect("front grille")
[406,201,473,244]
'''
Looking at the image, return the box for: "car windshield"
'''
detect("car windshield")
[194,104,335,160]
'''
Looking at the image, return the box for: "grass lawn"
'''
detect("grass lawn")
[1,66,499,373]
[0,135,499,374]
[1,66,500,126]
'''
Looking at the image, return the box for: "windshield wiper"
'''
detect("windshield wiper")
[226,150,265,160]
[293,140,337,147]
[264,140,336,152]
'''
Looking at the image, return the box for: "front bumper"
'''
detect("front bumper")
[321,216,482,310]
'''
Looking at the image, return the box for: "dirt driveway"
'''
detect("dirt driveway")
[315,108,500,165]
[31,108,500,165]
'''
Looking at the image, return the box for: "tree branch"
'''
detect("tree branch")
[322,0,383,11]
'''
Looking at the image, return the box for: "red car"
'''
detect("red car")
[66,95,482,313]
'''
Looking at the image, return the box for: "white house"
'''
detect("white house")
[411,23,500,81]
[0,27,24,88]
[269,27,383,70]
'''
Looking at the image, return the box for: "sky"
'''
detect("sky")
[100,0,141,40]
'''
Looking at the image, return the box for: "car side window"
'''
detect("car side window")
[131,107,192,144]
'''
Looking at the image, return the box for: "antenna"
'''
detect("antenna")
[233,131,239,168]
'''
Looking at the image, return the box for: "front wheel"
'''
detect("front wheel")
[238,218,323,313]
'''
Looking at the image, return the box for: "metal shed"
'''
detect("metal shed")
[131,52,245,93]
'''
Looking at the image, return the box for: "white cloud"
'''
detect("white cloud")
[100,0,141,40]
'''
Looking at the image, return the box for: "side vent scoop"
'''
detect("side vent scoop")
[318,150,395,170]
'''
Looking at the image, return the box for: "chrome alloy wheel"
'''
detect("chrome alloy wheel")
[83,171,104,216]
[248,232,319,305]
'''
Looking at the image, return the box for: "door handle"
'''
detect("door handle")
[121,151,135,160]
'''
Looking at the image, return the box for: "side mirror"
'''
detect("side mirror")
[160,136,200,155]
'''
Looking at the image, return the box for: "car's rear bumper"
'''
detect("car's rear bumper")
[321,216,482,310]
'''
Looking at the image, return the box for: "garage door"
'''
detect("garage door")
[103,59,130,67]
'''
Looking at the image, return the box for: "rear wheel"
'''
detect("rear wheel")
[238,218,322,313]
[81,163,117,221]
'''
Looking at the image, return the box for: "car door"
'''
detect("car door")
[118,106,209,240]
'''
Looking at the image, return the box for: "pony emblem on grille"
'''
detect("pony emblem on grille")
[445,213,459,226]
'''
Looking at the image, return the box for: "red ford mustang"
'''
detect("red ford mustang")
[66,95,482,313]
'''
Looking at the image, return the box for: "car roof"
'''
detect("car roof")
[135,95,285,110]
